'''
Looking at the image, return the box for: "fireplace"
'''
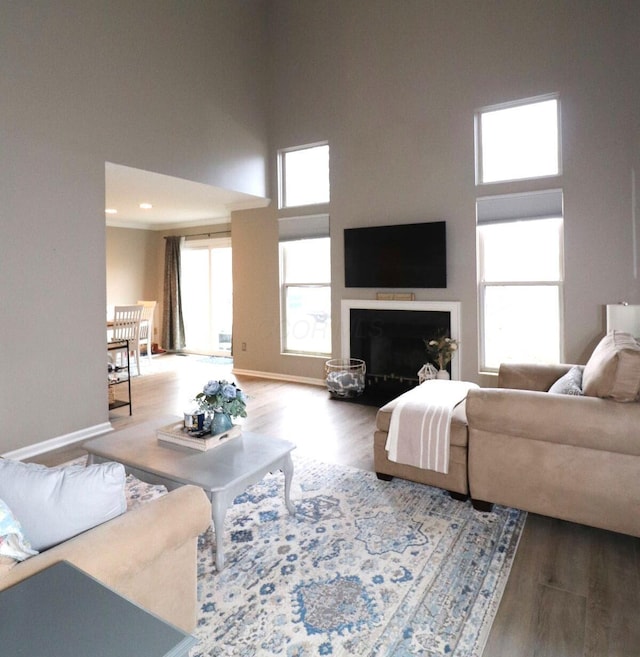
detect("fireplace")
[340,300,461,405]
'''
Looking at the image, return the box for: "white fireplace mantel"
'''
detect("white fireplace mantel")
[340,299,462,380]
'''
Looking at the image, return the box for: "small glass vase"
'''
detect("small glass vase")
[210,411,233,435]
[436,369,450,380]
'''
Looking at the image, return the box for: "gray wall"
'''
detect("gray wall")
[106,227,158,310]
[1,1,269,452]
[3,1,640,454]
[233,0,640,383]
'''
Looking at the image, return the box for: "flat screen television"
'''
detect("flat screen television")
[344,221,446,288]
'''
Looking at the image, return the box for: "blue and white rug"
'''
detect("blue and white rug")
[191,457,525,657]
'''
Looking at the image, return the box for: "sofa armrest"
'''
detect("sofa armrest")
[497,363,574,391]
[0,485,211,592]
[466,387,640,456]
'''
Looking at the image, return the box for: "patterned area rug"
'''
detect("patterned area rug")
[191,457,526,657]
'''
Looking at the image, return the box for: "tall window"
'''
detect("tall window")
[476,96,560,184]
[278,143,330,208]
[475,95,563,372]
[280,237,331,356]
[278,141,331,356]
[477,194,564,371]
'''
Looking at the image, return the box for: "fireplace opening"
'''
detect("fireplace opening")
[345,308,451,406]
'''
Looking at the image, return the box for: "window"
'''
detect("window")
[278,143,330,208]
[475,95,563,372]
[181,237,233,355]
[477,191,564,371]
[277,141,331,356]
[476,96,560,184]
[280,237,331,356]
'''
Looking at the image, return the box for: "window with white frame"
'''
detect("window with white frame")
[278,143,330,208]
[476,96,560,184]
[280,235,331,356]
[477,191,564,372]
[181,236,233,356]
[475,95,563,372]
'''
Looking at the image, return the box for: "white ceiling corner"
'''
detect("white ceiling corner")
[105,162,269,230]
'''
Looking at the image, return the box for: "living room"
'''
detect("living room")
[2,1,639,655]
[4,1,639,453]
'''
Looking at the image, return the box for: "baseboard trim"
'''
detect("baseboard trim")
[232,368,325,388]
[2,422,113,460]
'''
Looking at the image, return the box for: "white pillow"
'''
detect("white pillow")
[0,498,38,562]
[0,459,126,551]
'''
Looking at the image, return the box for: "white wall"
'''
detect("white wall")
[0,1,269,453]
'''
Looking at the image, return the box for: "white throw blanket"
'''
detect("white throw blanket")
[385,380,479,474]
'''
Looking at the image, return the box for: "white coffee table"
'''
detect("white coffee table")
[83,418,296,571]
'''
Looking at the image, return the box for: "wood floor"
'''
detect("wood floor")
[33,355,640,657]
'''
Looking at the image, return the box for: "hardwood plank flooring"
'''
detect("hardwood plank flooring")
[481,517,640,657]
[31,355,640,657]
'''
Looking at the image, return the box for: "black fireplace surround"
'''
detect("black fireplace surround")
[347,308,451,406]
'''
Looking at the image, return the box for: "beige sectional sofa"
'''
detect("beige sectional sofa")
[466,360,640,537]
[0,485,211,632]
[375,331,640,538]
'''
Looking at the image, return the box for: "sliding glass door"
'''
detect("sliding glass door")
[180,237,233,356]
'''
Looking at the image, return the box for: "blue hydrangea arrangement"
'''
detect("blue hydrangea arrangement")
[195,380,248,419]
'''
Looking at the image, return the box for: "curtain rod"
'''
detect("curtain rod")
[164,228,230,240]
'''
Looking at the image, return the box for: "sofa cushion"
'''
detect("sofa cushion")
[0,460,127,551]
[0,498,38,563]
[582,331,640,402]
[548,365,584,396]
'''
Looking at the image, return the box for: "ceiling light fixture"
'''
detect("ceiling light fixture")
[105,208,118,214]
[139,203,153,209]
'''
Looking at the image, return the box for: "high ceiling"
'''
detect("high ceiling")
[105,162,268,230]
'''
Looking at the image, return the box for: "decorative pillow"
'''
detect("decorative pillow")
[548,365,584,396]
[0,460,127,551]
[0,498,38,562]
[582,331,640,402]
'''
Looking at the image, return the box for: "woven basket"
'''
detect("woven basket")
[325,358,366,397]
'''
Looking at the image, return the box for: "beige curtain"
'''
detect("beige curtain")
[162,236,186,351]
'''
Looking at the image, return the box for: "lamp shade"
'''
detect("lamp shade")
[606,304,640,338]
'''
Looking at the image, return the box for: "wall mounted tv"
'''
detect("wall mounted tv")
[344,221,447,288]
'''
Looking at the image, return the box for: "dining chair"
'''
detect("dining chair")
[110,305,143,376]
[137,300,157,364]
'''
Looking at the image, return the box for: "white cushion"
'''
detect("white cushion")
[0,459,126,551]
[0,498,38,562]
